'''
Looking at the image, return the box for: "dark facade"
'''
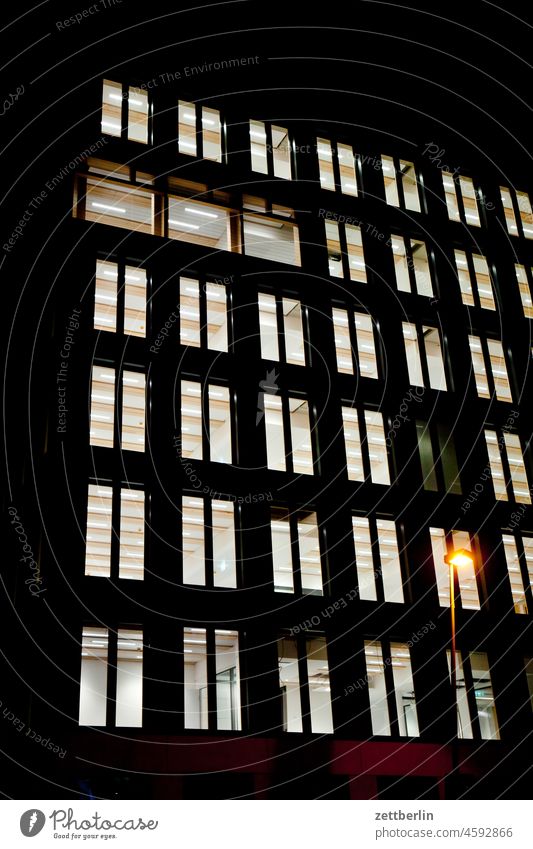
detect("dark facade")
[2,6,533,801]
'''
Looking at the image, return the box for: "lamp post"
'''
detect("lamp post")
[444,548,475,791]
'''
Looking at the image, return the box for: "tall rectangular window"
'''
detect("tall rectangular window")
[121,370,146,452]
[208,385,232,463]
[500,187,533,239]
[180,380,233,464]
[317,138,359,195]
[101,79,122,137]
[515,264,533,318]
[127,87,149,143]
[79,627,143,727]
[332,308,379,378]
[215,630,242,730]
[101,80,149,143]
[270,508,323,595]
[416,421,461,494]
[468,336,512,402]
[429,527,480,609]
[352,516,404,603]
[278,635,333,733]
[485,429,531,503]
[442,172,481,226]
[89,365,115,448]
[258,294,306,365]
[469,652,499,740]
[364,641,419,737]
[341,407,390,484]
[116,629,143,726]
[85,485,145,581]
[453,250,496,310]
[403,322,447,390]
[184,627,208,729]
[263,394,314,474]
[184,628,241,730]
[79,627,109,726]
[390,235,433,296]
[502,533,533,614]
[382,155,422,212]
[325,220,366,282]
[178,101,223,162]
[524,657,533,711]
[182,496,237,588]
[202,107,223,162]
[178,100,197,156]
[250,121,292,179]
[179,277,229,351]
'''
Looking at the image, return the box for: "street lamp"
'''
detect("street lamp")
[445,548,475,789]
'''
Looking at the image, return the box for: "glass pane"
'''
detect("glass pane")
[181,380,202,459]
[469,335,490,398]
[85,484,112,578]
[502,534,527,614]
[438,424,461,495]
[403,323,423,386]
[306,637,333,733]
[244,213,301,266]
[101,79,122,137]
[215,630,241,730]
[342,407,364,481]
[400,160,421,212]
[168,196,231,251]
[182,496,205,585]
[416,420,438,491]
[487,339,512,402]
[119,489,144,580]
[472,254,495,310]
[346,224,366,283]
[391,642,419,736]
[377,520,404,603]
[500,186,518,236]
[208,385,232,464]
[442,171,460,221]
[521,537,533,595]
[184,627,208,729]
[289,398,313,475]
[516,191,533,239]
[325,220,343,277]
[364,641,391,735]
[470,652,499,740]
[272,125,292,179]
[278,636,302,732]
[454,250,474,306]
[283,298,305,365]
[332,308,353,374]
[317,138,335,191]
[264,394,286,471]
[128,87,148,143]
[338,143,358,196]
[202,107,222,162]
[258,293,279,361]
[115,629,143,727]
[84,177,154,234]
[180,277,201,347]
[447,650,473,739]
[485,430,507,500]
[515,264,533,318]
[212,500,236,588]
[271,508,293,592]
[429,527,450,606]
[355,312,378,378]
[460,176,480,226]
[124,265,147,337]
[382,155,399,206]
[94,259,117,332]
[79,627,108,726]
[365,410,390,485]
[178,100,197,156]
[451,530,479,609]
[411,239,433,297]
[391,235,411,292]
[524,657,533,710]
[352,517,377,601]
[206,282,228,352]
[423,326,447,390]
[250,119,268,173]
[90,365,115,448]
[504,432,531,503]
[298,512,322,595]
[121,370,145,452]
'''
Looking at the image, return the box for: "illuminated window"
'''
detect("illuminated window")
[403,322,447,390]
[416,420,461,494]
[485,429,531,503]
[86,485,146,580]
[82,176,155,235]
[502,533,533,614]
[352,516,404,602]
[270,507,324,595]
[178,101,223,162]
[121,370,146,452]
[101,79,149,143]
[179,277,229,351]
[243,203,301,266]
[278,634,333,733]
[317,138,359,195]
[468,335,512,402]
[258,294,307,365]
[180,380,233,464]
[447,650,499,740]
[325,220,366,281]
[89,365,115,448]
[341,407,390,485]
[429,527,480,609]
[184,627,241,730]
[79,627,143,727]
[263,394,315,475]
[442,172,481,226]
[382,155,422,212]
[332,308,379,378]
[500,187,533,239]
[364,641,420,737]
[168,195,238,251]
[94,260,147,337]
[250,120,292,179]
[390,235,434,296]
[515,264,533,318]
[182,496,237,588]
[452,250,496,310]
